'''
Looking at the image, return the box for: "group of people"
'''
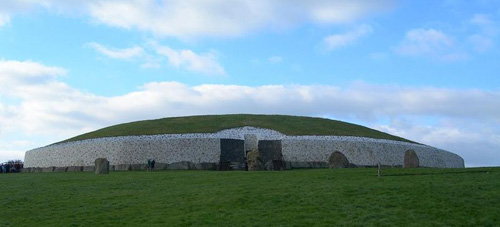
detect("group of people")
[1,160,23,173]
[147,159,156,171]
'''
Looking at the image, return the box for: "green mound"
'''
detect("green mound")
[60,114,415,144]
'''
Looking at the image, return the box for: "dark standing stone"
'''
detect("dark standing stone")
[95,158,110,174]
[404,149,419,168]
[220,139,245,163]
[217,161,231,171]
[328,151,350,168]
[258,140,283,165]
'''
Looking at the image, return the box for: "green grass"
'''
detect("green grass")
[1,168,499,226]
[60,114,415,144]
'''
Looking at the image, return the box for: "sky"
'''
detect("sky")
[0,0,499,167]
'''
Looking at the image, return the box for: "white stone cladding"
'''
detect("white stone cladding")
[24,126,464,168]
[25,137,220,168]
[282,138,464,168]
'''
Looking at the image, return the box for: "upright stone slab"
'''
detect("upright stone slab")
[258,140,283,165]
[328,151,350,168]
[404,149,419,168]
[220,139,245,165]
[95,158,109,174]
[244,134,258,152]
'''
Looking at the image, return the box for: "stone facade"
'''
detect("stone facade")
[24,127,464,169]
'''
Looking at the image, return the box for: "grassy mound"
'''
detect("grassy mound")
[2,168,499,225]
[60,114,415,144]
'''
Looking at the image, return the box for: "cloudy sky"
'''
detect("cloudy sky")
[0,0,499,167]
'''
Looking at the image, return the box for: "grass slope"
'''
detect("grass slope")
[61,114,414,144]
[1,168,499,226]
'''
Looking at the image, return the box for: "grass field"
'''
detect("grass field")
[1,168,498,226]
[60,114,415,144]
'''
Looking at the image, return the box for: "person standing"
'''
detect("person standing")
[147,159,151,172]
[151,159,156,172]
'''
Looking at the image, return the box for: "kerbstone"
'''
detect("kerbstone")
[54,167,68,172]
[95,158,109,174]
[328,151,350,168]
[67,166,83,172]
[404,149,419,168]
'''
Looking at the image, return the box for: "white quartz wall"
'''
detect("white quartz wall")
[24,137,220,168]
[282,137,464,168]
[24,127,464,168]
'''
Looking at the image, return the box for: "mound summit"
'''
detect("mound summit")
[61,114,414,144]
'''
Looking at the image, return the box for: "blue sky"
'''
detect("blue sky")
[0,0,499,167]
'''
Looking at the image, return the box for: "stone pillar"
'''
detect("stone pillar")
[95,158,110,174]
[244,134,258,152]
[246,150,263,171]
[404,149,419,168]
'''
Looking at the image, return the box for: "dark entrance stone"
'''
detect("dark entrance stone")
[328,151,350,168]
[404,149,419,168]
[258,140,283,165]
[264,160,285,171]
[220,139,245,163]
[217,161,231,171]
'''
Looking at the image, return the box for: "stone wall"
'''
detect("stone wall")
[24,127,464,168]
[24,137,220,168]
[282,138,464,168]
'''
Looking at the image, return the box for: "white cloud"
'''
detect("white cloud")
[268,56,283,63]
[0,60,66,89]
[153,44,225,75]
[87,0,393,37]
[0,0,394,37]
[394,28,467,61]
[86,42,144,59]
[84,41,226,75]
[324,24,372,50]
[304,0,393,24]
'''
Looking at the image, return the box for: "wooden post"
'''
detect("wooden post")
[377,162,381,178]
